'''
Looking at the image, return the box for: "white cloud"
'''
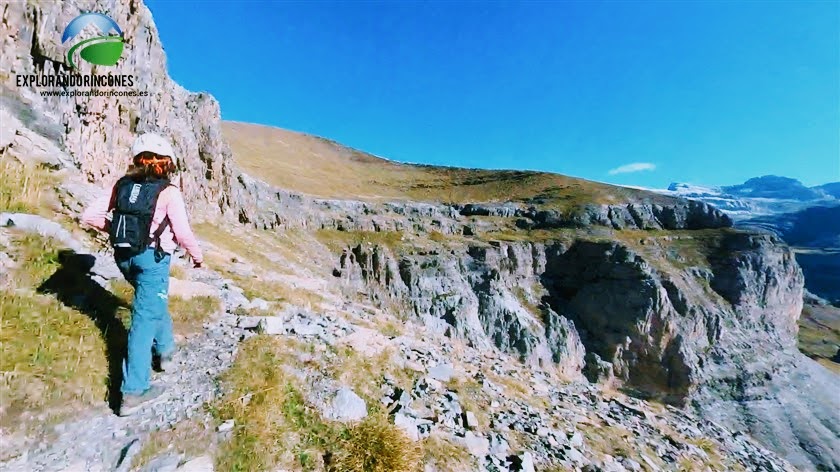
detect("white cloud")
[608,162,657,175]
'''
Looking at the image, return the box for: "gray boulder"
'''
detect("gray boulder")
[327,388,367,422]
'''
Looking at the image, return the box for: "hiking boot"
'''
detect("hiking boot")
[119,385,167,417]
[159,354,175,372]
[152,350,177,372]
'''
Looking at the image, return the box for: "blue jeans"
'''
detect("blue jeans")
[116,248,174,395]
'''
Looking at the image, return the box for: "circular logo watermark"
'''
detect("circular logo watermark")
[62,13,124,69]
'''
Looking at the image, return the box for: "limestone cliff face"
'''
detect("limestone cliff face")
[235,173,734,234]
[333,230,839,470]
[0,0,237,217]
[336,232,802,389]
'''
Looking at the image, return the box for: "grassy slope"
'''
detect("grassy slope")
[222,121,673,209]
[798,303,840,374]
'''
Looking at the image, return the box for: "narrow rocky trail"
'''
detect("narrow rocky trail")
[0,220,250,471]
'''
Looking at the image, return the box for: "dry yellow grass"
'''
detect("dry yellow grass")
[815,358,840,375]
[326,346,417,402]
[195,223,329,308]
[214,336,421,472]
[169,263,189,280]
[444,376,490,431]
[421,432,475,472]
[0,157,57,214]
[574,417,740,472]
[376,318,405,338]
[216,269,323,308]
[222,121,664,210]
[315,229,406,252]
[194,223,289,273]
[486,371,532,401]
[511,285,544,321]
[169,295,221,334]
[332,412,422,472]
[196,220,335,277]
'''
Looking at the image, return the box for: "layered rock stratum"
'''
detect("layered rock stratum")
[1,1,838,471]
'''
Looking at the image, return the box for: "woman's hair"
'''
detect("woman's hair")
[128,151,176,180]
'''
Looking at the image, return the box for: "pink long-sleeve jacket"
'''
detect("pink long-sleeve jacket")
[82,183,204,264]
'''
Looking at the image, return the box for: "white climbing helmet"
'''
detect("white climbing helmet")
[131,132,176,163]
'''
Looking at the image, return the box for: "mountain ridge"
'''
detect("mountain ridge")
[662,175,839,216]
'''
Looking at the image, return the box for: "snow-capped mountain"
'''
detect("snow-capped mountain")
[723,175,829,200]
[660,175,839,219]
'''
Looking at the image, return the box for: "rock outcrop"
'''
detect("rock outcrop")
[1,0,236,218]
[234,175,733,234]
[516,200,732,231]
[334,229,840,470]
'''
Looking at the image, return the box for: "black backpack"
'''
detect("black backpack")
[109,176,172,259]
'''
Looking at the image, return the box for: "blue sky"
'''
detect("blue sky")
[146,1,839,188]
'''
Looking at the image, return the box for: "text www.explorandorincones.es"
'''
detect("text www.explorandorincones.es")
[39,89,150,97]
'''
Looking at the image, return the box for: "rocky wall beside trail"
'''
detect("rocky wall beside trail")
[1,0,236,219]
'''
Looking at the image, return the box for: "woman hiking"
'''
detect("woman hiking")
[82,132,204,417]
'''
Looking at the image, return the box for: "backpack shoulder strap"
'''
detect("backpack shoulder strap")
[111,175,132,211]
[153,215,170,241]
[152,182,176,258]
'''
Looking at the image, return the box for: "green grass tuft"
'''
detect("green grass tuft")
[0,233,111,426]
[10,233,63,287]
[798,303,840,369]
[214,335,336,472]
[0,291,108,425]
